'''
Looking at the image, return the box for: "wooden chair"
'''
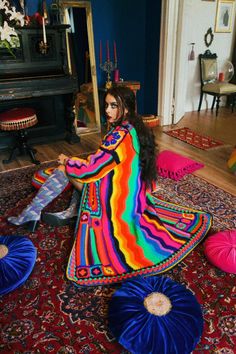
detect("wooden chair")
[198,49,236,116]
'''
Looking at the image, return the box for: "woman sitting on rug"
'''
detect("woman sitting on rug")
[8,87,212,286]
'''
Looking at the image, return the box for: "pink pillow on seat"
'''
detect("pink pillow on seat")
[203,230,236,274]
[156,150,204,180]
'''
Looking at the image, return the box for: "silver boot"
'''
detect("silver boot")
[41,189,81,226]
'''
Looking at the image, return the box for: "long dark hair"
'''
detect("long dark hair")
[105,86,157,186]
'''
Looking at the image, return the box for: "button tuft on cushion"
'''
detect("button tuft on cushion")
[204,230,236,274]
[109,275,204,354]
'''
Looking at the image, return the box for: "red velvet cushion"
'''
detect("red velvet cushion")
[156,150,204,180]
[0,108,38,131]
[0,108,36,121]
[142,115,159,128]
[204,230,236,274]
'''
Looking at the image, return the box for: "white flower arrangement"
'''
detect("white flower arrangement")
[0,0,25,57]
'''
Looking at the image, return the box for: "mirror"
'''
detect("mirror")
[60,0,101,134]
[204,27,214,48]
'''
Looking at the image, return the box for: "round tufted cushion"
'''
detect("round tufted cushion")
[109,275,203,354]
[204,230,236,274]
[32,167,72,191]
[0,107,38,131]
[0,235,37,296]
[142,114,160,128]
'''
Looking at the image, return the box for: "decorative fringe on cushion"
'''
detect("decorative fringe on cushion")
[0,108,38,131]
[0,115,38,131]
[157,163,204,180]
[156,150,204,181]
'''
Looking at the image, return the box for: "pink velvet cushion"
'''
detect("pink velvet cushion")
[203,230,236,274]
[156,150,204,180]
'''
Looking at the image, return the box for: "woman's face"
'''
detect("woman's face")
[105,93,128,124]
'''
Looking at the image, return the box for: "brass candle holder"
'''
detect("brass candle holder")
[38,40,49,55]
[100,60,117,89]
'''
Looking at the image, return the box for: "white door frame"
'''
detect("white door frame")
[158,0,188,126]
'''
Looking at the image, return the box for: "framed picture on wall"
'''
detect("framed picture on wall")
[215,0,235,32]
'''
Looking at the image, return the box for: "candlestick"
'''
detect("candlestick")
[42,17,47,44]
[42,0,49,24]
[100,40,102,64]
[113,41,117,63]
[106,40,110,61]
[114,69,119,82]
[100,39,117,88]
[100,58,117,88]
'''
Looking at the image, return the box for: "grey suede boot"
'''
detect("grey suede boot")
[41,189,81,226]
[8,169,69,232]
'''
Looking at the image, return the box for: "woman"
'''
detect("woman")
[9,87,212,286]
[62,87,212,286]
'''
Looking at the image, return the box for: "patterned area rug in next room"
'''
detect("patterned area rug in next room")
[164,126,224,150]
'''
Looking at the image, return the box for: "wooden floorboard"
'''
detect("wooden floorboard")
[0,108,235,195]
[155,108,236,195]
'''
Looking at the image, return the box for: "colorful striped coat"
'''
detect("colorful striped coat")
[65,122,212,286]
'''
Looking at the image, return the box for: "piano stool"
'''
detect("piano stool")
[0,107,40,165]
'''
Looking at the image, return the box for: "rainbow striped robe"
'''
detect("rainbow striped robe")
[66,122,212,286]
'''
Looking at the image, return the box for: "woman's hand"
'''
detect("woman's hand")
[57,153,69,166]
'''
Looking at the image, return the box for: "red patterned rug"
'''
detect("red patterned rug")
[0,165,235,354]
[164,127,224,150]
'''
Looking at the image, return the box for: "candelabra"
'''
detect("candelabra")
[100,60,117,89]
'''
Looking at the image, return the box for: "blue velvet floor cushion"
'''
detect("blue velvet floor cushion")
[0,235,37,296]
[109,275,203,354]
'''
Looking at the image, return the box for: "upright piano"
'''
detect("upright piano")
[0,24,79,150]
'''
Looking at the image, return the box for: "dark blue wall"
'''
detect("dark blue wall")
[25,0,50,15]
[25,0,161,114]
[91,0,147,113]
[144,0,162,115]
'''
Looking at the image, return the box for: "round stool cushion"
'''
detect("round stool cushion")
[204,230,236,274]
[109,275,203,354]
[0,107,38,131]
[142,114,160,128]
[32,167,71,191]
[0,235,37,296]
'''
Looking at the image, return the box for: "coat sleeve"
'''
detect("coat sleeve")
[65,126,131,183]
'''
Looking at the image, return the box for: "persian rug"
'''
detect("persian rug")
[164,126,224,150]
[0,165,235,354]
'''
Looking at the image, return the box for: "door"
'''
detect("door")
[158,0,189,125]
